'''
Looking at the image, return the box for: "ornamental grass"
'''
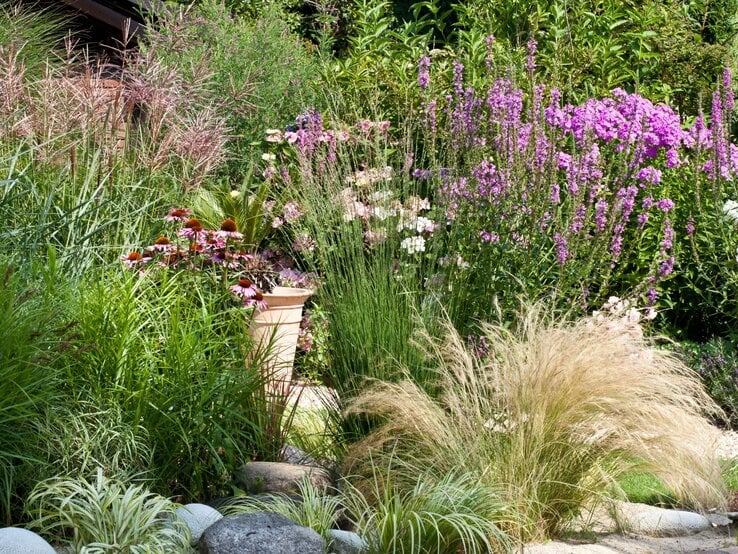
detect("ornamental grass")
[344,304,725,542]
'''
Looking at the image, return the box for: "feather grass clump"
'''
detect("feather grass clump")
[344,305,726,542]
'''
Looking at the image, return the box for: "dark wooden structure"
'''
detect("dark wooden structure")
[56,0,156,37]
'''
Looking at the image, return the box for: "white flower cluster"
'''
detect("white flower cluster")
[400,235,426,254]
[723,199,738,224]
[345,166,394,187]
[397,216,436,234]
[591,296,657,326]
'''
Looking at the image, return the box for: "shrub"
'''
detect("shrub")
[139,0,322,176]
[344,305,725,541]
[63,268,284,501]
[675,338,738,428]
[27,469,191,552]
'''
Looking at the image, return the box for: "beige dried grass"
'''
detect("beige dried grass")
[344,305,725,541]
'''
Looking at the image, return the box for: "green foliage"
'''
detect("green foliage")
[27,468,191,553]
[674,339,738,428]
[0,1,72,78]
[63,268,284,500]
[616,471,678,507]
[140,0,322,175]
[342,469,512,553]
[0,261,68,524]
[221,477,343,541]
[34,402,152,482]
[0,142,183,277]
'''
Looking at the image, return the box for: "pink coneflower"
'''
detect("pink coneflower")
[165,208,192,222]
[151,236,174,252]
[178,218,204,240]
[217,219,243,240]
[121,251,143,268]
[231,278,257,298]
[244,291,268,311]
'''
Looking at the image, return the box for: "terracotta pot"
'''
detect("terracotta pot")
[249,286,313,384]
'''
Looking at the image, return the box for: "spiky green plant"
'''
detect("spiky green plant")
[341,467,513,554]
[220,477,343,541]
[0,260,68,524]
[27,468,191,552]
[344,305,726,542]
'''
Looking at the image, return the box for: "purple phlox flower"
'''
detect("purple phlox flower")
[646,287,659,306]
[553,232,568,266]
[418,56,431,90]
[666,149,681,168]
[610,223,625,261]
[525,38,537,72]
[636,166,662,186]
[412,168,433,180]
[594,198,608,233]
[472,160,505,201]
[479,230,500,243]
[686,217,696,236]
[661,219,674,252]
[484,34,496,72]
[569,204,587,234]
[550,182,561,204]
[658,256,675,278]
[453,60,465,97]
[656,198,675,213]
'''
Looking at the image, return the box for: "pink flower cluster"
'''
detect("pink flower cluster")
[122,208,317,310]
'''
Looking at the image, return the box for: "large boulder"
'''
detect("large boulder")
[199,512,324,554]
[176,503,223,546]
[234,461,332,495]
[615,502,711,536]
[0,528,55,554]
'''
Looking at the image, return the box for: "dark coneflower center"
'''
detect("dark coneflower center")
[220,219,238,232]
[238,278,253,288]
[185,218,203,232]
[154,236,171,245]
[127,252,142,261]
[254,291,264,301]
[170,208,187,217]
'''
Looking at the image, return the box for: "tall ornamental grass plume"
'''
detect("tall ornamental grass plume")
[343,304,725,542]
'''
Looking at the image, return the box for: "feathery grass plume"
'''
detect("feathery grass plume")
[344,304,725,542]
[26,468,191,552]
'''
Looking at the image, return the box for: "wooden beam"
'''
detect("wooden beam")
[58,0,145,35]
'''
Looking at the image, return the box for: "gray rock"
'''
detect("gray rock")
[0,528,55,554]
[199,512,324,554]
[234,461,332,495]
[616,502,711,536]
[281,444,318,466]
[328,529,367,554]
[176,503,223,546]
